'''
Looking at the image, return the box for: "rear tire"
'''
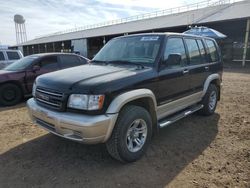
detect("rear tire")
[106,105,152,162]
[199,84,218,116]
[0,83,22,106]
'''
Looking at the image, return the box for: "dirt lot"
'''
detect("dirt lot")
[0,68,249,188]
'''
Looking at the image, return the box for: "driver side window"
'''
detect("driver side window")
[163,37,187,68]
[38,56,58,69]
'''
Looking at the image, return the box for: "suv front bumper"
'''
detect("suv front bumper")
[27,98,118,144]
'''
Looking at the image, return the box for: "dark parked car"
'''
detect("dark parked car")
[27,33,222,162]
[0,53,89,106]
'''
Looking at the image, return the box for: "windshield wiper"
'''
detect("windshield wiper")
[90,60,107,63]
[107,60,145,69]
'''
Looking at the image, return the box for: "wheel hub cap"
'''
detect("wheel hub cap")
[3,89,16,101]
[209,91,217,110]
[126,119,147,153]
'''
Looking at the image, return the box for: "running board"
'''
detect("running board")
[159,104,203,128]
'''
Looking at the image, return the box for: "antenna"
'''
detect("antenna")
[14,14,27,44]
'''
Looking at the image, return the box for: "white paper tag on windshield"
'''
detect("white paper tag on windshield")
[140,36,159,41]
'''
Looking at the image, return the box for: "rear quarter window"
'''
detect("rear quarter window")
[205,39,219,62]
[6,51,20,60]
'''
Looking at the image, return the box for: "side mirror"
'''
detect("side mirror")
[163,54,182,67]
[32,65,40,72]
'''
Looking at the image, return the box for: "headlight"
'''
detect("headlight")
[68,94,105,110]
[32,83,36,97]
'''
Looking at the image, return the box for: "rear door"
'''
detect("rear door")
[157,37,190,104]
[184,37,210,93]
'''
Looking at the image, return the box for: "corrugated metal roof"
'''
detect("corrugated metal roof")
[18,0,250,46]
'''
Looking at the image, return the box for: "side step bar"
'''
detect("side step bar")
[159,104,203,128]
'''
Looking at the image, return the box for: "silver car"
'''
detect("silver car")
[0,49,23,69]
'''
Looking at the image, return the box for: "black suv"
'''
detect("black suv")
[27,33,222,162]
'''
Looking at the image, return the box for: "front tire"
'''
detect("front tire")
[0,83,22,106]
[199,84,218,116]
[106,105,152,162]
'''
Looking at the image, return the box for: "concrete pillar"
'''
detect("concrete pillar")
[52,42,55,52]
[103,36,106,45]
[61,42,64,52]
[242,18,250,67]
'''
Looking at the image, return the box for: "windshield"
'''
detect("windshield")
[4,56,38,71]
[93,35,162,65]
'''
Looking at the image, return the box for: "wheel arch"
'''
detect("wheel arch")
[202,74,221,100]
[106,89,157,114]
[104,89,158,141]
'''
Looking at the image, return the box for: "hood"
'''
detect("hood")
[36,64,155,94]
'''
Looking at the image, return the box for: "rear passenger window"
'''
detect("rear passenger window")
[196,40,207,63]
[39,56,58,69]
[185,38,202,65]
[205,39,219,62]
[60,55,81,68]
[0,52,5,61]
[6,52,20,60]
[164,38,187,68]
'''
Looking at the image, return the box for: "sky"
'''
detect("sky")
[0,0,205,45]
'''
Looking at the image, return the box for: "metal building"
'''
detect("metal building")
[13,0,250,67]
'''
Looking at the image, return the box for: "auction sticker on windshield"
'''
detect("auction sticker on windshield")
[140,36,159,41]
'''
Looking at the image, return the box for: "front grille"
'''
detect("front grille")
[35,88,64,110]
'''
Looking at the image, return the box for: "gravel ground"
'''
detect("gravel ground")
[0,68,249,188]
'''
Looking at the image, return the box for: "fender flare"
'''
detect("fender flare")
[106,89,157,114]
[202,73,220,97]
[103,89,157,142]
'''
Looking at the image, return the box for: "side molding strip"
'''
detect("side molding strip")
[157,91,203,120]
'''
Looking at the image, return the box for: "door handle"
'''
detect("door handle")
[183,69,189,74]
[205,66,209,71]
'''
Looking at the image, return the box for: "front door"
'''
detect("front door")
[157,37,191,105]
